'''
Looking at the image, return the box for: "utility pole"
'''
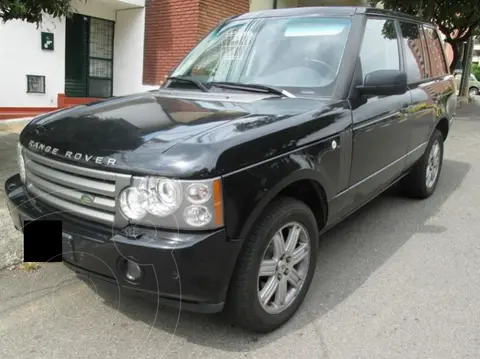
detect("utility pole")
[459,36,474,97]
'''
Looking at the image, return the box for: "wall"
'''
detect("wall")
[0,15,66,108]
[278,0,299,7]
[114,8,157,95]
[71,0,117,21]
[250,0,275,11]
[143,0,250,85]
[198,0,250,39]
[143,0,200,85]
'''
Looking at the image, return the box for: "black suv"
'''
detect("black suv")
[5,6,456,333]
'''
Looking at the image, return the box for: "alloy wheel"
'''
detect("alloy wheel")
[257,222,311,315]
[425,140,441,189]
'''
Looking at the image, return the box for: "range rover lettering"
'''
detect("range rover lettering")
[5,6,456,333]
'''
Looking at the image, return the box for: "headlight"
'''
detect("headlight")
[118,176,223,230]
[184,205,212,227]
[186,183,211,204]
[144,177,183,217]
[17,142,26,183]
[119,187,148,220]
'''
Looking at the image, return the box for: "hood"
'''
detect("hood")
[20,89,341,178]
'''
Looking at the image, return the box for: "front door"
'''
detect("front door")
[65,14,114,99]
[348,17,412,205]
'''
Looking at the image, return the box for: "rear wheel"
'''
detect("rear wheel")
[402,129,444,199]
[469,87,479,97]
[225,197,318,333]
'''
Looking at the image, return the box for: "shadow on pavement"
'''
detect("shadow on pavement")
[78,158,471,352]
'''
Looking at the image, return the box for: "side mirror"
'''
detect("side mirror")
[356,69,408,96]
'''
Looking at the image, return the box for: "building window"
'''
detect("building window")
[26,75,46,93]
[65,14,114,98]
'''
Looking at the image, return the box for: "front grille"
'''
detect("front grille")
[24,149,130,226]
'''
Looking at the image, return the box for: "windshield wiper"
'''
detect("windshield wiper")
[209,81,296,98]
[166,76,209,92]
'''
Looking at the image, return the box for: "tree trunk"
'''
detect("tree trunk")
[459,36,475,97]
[447,39,463,73]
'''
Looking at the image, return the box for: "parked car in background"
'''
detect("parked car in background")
[454,70,480,96]
[5,6,457,333]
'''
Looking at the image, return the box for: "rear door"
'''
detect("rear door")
[399,21,452,168]
[348,16,412,203]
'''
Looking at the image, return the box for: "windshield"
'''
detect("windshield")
[169,16,352,97]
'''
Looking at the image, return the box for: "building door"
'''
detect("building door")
[65,14,114,98]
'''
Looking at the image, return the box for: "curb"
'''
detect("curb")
[0,117,33,126]
[0,117,32,134]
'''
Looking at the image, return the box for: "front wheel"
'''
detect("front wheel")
[225,197,318,333]
[469,87,479,97]
[402,129,444,199]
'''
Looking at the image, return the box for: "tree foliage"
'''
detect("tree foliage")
[369,0,480,71]
[472,63,480,80]
[0,0,72,25]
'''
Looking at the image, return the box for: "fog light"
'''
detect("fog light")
[125,260,143,281]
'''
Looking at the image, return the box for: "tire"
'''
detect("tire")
[402,129,444,199]
[225,197,319,333]
[469,87,479,97]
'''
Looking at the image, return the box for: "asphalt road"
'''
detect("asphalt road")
[1,102,480,359]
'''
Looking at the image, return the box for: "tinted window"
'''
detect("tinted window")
[423,26,448,77]
[399,22,428,82]
[419,27,431,77]
[359,18,400,77]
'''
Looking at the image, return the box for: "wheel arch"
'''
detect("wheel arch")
[238,169,329,241]
[435,117,450,141]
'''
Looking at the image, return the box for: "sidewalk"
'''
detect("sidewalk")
[456,96,480,119]
[0,127,23,269]
[0,117,32,134]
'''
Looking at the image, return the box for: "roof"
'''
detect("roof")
[234,6,358,20]
[363,7,434,25]
[233,6,434,26]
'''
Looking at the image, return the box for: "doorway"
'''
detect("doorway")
[65,14,114,98]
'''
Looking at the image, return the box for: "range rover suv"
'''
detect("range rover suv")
[5,6,456,333]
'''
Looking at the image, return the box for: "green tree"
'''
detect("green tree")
[472,63,480,80]
[0,0,72,25]
[369,0,480,72]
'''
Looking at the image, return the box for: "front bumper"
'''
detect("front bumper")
[5,174,243,313]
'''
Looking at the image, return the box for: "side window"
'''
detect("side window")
[419,27,432,77]
[359,18,400,78]
[423,26,448,77]
[399,22,428,83]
